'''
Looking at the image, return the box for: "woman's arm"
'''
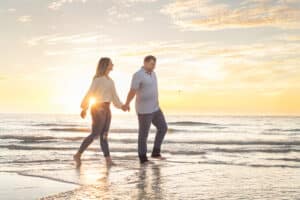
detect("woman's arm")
[80,79,96,111]
[111,80,124,109]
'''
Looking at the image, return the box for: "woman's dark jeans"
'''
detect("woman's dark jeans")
[78,103,111,157]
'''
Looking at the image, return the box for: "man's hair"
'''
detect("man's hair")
[144,55,156,63]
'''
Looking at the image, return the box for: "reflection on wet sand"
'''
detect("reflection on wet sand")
[72,161,166,199]
[41,157,300,200]
[151,164,164,200]
[136,164,164,200]
[75,162,111,186]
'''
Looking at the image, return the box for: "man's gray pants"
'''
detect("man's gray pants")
[137,108,168,162]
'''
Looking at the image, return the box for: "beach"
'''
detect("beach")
[2,0,300,199]
[0,172,76,200]
[0,113,300,199]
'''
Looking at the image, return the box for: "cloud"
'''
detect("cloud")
[270,34,300,42]
[161,0,300,30]
[29,33,300,83]
[44,46,99,56]
[48,0,157,11]
[47,0,154,23]
[112,39,300,92]
[18,15,32,23]
[106,1,153,23]
[23,29,300,92]
[132,16,144,22]
[7,8,16,12]
[126,0,158,2]
[48,0,87,10]
[107,5,130,19]
[26,32,111,46]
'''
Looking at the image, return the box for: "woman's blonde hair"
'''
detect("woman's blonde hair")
[93,57,111,79]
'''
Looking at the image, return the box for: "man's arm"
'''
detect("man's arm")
[125,72,141,111]
[124,89,136,111]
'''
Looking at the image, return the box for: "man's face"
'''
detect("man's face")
[144,59,156,72]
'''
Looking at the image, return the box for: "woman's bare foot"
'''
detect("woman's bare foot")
[73,153,82,167]
[105,156,116,166]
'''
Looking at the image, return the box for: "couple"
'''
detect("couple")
[73,55,168,166]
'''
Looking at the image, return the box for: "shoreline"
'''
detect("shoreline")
[0,172,78,200]
[40,160,300,200]
[1,158,300,200]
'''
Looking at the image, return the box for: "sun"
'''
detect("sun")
[89,97,96,106]
[199,58,226,80]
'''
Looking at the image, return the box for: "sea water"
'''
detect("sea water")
[0,113,299,199]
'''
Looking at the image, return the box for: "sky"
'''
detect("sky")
[0,0,300,115]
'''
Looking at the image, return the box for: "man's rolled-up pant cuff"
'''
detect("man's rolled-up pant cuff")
[139,155,148,163]
[151,148,161,157]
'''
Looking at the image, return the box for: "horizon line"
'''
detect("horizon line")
[1,112,299,117]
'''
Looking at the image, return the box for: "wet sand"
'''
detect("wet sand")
[39,157,300,200]
[0,172,77,200]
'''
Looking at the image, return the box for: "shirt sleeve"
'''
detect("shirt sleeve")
[111,80,123,109]
[80,79,96,110]
[130,72,141,90]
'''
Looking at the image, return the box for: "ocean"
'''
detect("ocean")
[0,113,299,199]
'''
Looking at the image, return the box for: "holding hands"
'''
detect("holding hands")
[121,103,130,112]
[80,103,129,119]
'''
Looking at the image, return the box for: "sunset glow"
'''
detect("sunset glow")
[0,0,300,115]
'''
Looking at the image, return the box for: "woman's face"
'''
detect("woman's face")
[108,60,113,71]
[106,60,114,74]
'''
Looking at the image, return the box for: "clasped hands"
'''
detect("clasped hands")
[80,103,130,119]
[121,103,130,112]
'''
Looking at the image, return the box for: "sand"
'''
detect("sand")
[37,157,300,200]
[0,172,77,200]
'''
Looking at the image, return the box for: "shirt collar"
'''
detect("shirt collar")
[142,66,152,75]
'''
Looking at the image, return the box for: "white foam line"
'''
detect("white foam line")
[17,171,82,186]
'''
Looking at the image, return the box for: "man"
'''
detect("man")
[124,55,168,164]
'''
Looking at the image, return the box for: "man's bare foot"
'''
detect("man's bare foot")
[151,155,166,160]
[73,153,82,167]
[140,160,154,165]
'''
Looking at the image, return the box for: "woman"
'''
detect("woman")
[73,57,127,167]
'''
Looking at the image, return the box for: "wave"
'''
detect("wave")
[181,140,300,145]
[267,128,300,132]
[0,159,63,164]
[168,121,219,126]
[244,164,300,168]
[209,148,300,153]
[1,144,300,155]
[18,172,81,186]
[48,127,183,133]
[266,158,300,163]
[0,135,56,141]
[32,123,81,127]
[0,144,206,155]
[2,135,300,146]
[33,121,220,128]
[107,139,300,146]
[49,127,90,132]
[3,156,299,170]
[196,161,300,169]
[165,160,300,169]
[0,144,78,151]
